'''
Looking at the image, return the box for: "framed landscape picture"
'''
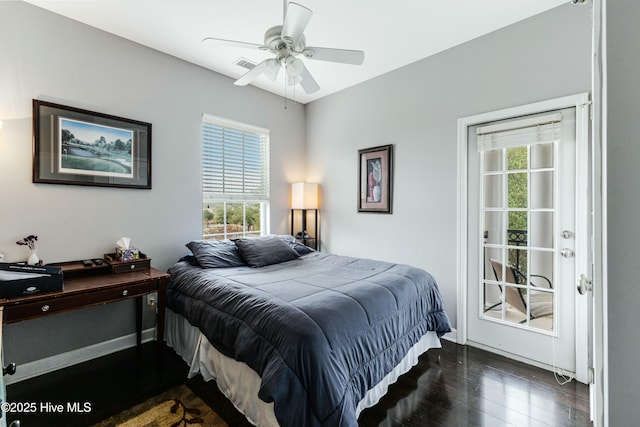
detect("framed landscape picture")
[33,99,152,189]
[358,144,393,213]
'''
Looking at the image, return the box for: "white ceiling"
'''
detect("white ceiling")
[25,0,568,104]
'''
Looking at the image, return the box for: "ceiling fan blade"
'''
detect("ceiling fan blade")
[302,46,365,65]
[299,63,320,94]
[203,37,266,51]
[234,59,271,86]
[281,2,312,45]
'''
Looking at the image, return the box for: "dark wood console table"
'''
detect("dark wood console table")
[0,266,169,347]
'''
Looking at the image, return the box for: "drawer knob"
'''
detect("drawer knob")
[41,304,50,312]
[122,290,129,296]
[130,264,135,270]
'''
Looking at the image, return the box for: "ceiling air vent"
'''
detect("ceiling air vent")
[233,57,256,70]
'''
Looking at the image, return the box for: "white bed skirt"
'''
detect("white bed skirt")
[165,308,441,427]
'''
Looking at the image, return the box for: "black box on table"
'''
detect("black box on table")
[0,263,64,299]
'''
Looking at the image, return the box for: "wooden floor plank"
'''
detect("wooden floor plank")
[5,339,591,426]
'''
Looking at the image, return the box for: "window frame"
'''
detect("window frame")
[201,114,270,240]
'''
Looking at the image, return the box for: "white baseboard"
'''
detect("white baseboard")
[5,326,458,385]
[5,328,156,385]
[438,328,573,378]
[464,339,576,379]
[441,327,457,343]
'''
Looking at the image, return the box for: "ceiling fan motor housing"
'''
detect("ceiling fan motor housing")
[264,25,305,55]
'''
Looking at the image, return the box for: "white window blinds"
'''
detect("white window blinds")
[202,114,270,201]
[476,112,562,152]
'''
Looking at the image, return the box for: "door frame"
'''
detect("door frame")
[456,92,591,382]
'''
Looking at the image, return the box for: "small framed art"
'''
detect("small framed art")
[358,144,393,213]
[33,99,152,189]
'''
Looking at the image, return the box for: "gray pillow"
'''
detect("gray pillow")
[234,236,299,267]
[186,240,246,268]
[290,241,315,256]
[272,234,315,256]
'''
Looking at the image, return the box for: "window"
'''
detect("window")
[202,114,270,240]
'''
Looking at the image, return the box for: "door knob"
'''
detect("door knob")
[3,362,16,376]
[561,248,574,258]
[561,230,574,239]
[577,274,592,295]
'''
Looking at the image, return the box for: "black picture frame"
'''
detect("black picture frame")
[33,99,152,189]
[358,144,393,213]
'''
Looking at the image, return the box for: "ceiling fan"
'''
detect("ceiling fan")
[203,1,365,94]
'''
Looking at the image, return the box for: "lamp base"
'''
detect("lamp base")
[295,230,310,239]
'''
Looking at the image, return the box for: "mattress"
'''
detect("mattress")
[165,309,442,427]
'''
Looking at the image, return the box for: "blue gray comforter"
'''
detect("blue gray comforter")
[167,252,451,427]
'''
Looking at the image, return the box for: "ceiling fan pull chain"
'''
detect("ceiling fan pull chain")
[292,79,296,104]
[284,76,288,110]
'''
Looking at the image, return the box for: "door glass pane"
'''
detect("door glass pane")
[483,175,503,208]
[531,142,554,169]
[504,283,526,325]
[531,170,554,209]
[484,247,503,281]
[483,283,503,315]
[508,211,527,238]
[507,146,528,170]
[483,211,504,245]
[529,250,554,289]
[530,212,554,249]
[508,248,527,277]
[507,229,527,247]
[484,149,503,172]
[508,172,528,208]
[528,288,554,332]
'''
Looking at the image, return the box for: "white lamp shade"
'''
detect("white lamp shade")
[291,182,318,209]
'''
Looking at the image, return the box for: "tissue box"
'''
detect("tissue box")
[115,247,140,261]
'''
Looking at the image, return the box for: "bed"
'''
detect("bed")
[165,236,451,427]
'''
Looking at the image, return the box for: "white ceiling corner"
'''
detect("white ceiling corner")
[24,0,568,104]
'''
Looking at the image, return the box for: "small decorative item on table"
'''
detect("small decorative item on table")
[16,234,40,266]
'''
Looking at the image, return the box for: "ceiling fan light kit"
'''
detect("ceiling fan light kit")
[203,1,364,94]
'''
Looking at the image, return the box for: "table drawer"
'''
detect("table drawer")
[3,280,156,323]
[111,261,150,274]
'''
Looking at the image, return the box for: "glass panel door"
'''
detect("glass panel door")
[464,95,590,382]
[468,105,577,374]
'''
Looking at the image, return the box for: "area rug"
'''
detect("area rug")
[92,384,228,427]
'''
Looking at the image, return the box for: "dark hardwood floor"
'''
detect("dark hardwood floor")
[5,340,590,426]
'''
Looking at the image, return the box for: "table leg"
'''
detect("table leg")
[156,277,167,344]
[136,295,142,347]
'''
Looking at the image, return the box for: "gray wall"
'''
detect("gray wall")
[0,1,305,364]
[606,0,640,424]
[305,3,591,327]
[0,0,600,396]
